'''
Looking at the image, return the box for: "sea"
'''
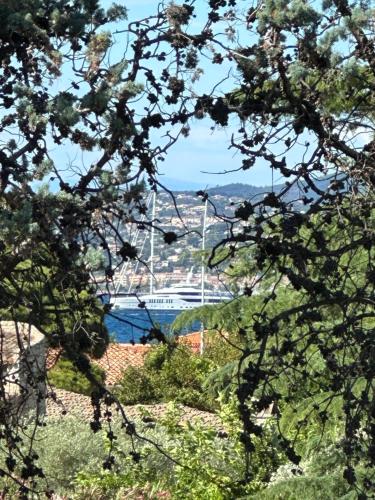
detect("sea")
[105,308,200,344]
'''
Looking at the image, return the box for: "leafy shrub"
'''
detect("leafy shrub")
[48,357,106,395]
[0,402,282,499]
[256,442,371,500]
[0,417,108,496]
[252,473,357,500]
[73,403,276,500]
[116,344,215,411]
[35,418,109,492]
[115,364,156,404]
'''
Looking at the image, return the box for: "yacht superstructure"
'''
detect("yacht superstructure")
[111,282,232,310]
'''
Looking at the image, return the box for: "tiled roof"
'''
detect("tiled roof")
[92,337,207,383]
[179,331,202,352]
[46,343,150,386]
[46,388,221,428]
[46,388,273,428]
[178,331,221,353]
[47,332,213,387]
[0,321,44,365]
[94,343,150,385]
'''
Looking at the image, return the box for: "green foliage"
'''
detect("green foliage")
[48,357,106,396]
[0,240,109,357]
[116,344,215,411]
[248,430,374,500]
[115,364,155,405]
[0,404,279,499]
[52,92,79,127]
[171,203,374,498]
[161,422,252,499]
[253,443,372,500]
[73,402,280,499]
[0,417,109,496]
[253,473,355,500]
[1,413,368,499]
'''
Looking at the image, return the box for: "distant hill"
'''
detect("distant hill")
[175,178,335,204]
[206,182,284,198]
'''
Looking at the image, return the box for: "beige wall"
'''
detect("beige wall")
[1,329,47,419]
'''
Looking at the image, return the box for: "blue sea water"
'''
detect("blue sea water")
[105,308,199,343]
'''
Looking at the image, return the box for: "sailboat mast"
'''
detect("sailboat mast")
[150,191,156,295]
[201,199,208,305]
[200,199,208,355]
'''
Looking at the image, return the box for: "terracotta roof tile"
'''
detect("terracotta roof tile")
[178,331,219,353]
[46,388,221,428]
[46,343,150,386]
[93,343,150,385]
[179,331,201,352]
[47,333,211,387]
[46,389,272,428]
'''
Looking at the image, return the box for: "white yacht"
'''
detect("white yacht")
[111,282,232,310]
[110,193,233,311]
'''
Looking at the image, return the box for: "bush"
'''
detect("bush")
[252,473,356,500]
[73,403,275,500]
[116,344,215,411]
[48,357,106,395]
[0,402,282,499]
[115,364,156,405]
[0,417,108,496]
[253,443,370,500]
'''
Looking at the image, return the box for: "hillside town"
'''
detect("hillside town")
[101,180,312,294]
[108,187,243,292]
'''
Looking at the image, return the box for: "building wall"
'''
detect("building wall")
[3,337,47,419]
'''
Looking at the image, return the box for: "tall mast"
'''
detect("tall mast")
[150,190,156,295]
[114,192,153,296]
[200,199,208,354]
[201,199,208,306]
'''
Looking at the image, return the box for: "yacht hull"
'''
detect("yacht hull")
[110,288,231,311]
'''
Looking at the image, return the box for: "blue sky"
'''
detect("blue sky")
[38,1,273,191]
[40,1,278,191]
[102,0,274,188]
[52,0,363,191]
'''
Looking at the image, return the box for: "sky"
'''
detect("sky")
[47,0,364,192]
[99,0,274,189]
